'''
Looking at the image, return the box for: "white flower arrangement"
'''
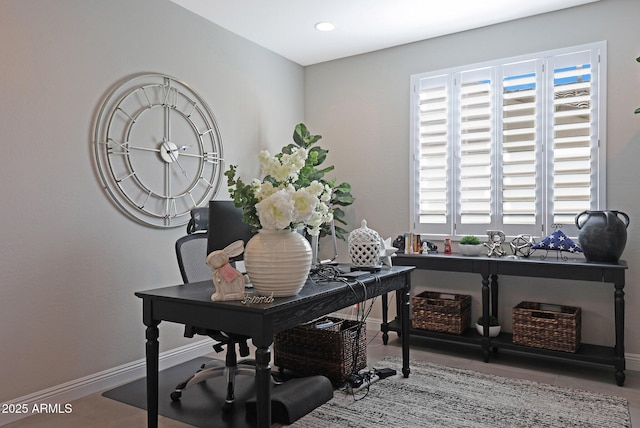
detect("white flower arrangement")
[226,147,333,236]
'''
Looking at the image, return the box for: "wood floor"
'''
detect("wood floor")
[5,329,639,427]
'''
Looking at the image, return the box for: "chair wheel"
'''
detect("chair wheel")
[170,391,182,401]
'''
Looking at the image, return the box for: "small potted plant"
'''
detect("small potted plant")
[476,315,501,337]
[458,235,483,256]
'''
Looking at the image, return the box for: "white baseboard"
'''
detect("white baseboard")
[625,352,640,372]
[0,339,214,426]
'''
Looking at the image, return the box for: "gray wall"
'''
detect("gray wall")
[0,0,303,402]
[306,0,640,352]
[2,0,640,407]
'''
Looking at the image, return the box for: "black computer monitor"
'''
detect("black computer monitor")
[207,200,256,260]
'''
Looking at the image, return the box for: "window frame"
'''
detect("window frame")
[409,41,606,241]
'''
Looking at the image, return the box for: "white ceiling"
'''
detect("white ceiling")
[170,0,599,66]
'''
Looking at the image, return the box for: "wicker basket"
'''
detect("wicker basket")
[411,291,471,335]
[274,317,366,385]
[512,301,581,353]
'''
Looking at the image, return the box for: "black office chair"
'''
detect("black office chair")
[170,231,256,413]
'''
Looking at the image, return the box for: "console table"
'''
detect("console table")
[136,265,413,428]
[384,253,627,385]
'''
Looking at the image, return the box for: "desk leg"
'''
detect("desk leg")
[400,282,411,378]
[614,276,626,386]
[254,344,272,428]
[144,321,160,428]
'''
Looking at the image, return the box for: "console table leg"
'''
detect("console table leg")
[381,292,389,345]
[490,274,500,353]
[614,276,626,386]
[481,273,491,363]
[615,369,625,386]
[481,338,491,363]
[490,274,499,319]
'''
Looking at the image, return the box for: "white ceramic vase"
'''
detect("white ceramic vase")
[244,229,312,297]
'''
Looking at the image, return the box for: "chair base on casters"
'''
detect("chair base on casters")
[170,359,255,413]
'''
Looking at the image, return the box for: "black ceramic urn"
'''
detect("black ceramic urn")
[575,210,629,263]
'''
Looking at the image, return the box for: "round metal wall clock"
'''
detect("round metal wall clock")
[93,73,223,228]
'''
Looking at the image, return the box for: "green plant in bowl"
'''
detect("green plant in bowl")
[460,235,481,245]
[459,235,483,255]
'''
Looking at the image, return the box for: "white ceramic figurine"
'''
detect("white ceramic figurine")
[207,240,247,301]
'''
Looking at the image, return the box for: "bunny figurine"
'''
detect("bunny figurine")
[206,240,247,301]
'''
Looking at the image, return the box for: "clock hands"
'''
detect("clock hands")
[103,139,161,154]
[154,143,221,164]
[117,139,196,179]
[114,140,209,174]
[171,153,189,179]
[161,139,189,180]
[120,143,189,154]
[128,145,161,153]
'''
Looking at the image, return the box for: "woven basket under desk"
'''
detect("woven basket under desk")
[274,317,366,385]
[411,291,471,335]
[512,301,581,353]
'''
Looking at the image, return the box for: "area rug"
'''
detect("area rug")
[289,357,631,427]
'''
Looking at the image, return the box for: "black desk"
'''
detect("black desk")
[135,265,414,428]
[388,253,627,385]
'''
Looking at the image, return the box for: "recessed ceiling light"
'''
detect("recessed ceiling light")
[315,22,335,32]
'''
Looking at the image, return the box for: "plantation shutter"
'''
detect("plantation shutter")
[499,60,543,236]
[547,49,599,234]
[409,42,604,239]
[411,74,452,235]
[455,68,494,236]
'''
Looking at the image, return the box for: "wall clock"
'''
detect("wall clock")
[93,73,223,228]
